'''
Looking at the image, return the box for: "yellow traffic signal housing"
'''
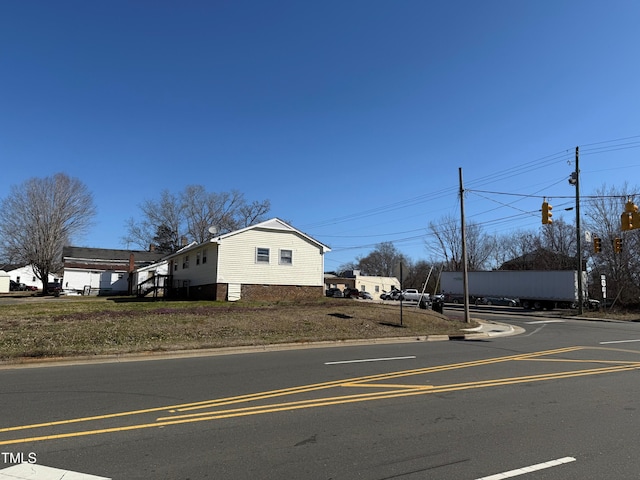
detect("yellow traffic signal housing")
[593,237,602,253]
[614,237,623,253]
[542,201,553,225]
[622,199,639,231]
[625,199,638,213]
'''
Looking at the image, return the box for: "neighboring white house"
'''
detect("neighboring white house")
[163,218,330,301]
[62,247,166,295]
[324,270,400,300]
[132,260,169,297]
[1,264,58,290]
[353,272,400,299]
[0,270,9,293]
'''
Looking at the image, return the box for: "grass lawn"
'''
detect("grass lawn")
[0,295,475,361]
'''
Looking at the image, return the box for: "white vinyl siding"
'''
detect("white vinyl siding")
[170,244,219,287]
[218,229,324,286]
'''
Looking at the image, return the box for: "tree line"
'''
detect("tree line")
[0,173,270,292]
[1,173,638,305]
[338,183,640,306]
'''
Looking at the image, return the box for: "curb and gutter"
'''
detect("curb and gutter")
[0,320,521,370]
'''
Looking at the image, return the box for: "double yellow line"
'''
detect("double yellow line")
[2,346,638,446]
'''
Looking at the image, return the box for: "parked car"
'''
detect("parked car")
[325,288,344,298]
[359,291,373,300]
[9,280,22,291]
[444,293,466,304]
[399,289,429,302]
[343,287,361,299]
[382,288,402,300]
[477,297,517,307]
[46,283,63,296]
[25,285,38,291]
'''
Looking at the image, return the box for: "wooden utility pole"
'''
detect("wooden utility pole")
[575,146,584,315]
[459,168,470,323]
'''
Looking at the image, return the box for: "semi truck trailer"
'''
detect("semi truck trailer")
[440,270,591,310]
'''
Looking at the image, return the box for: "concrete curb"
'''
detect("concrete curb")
[0,320,522,370]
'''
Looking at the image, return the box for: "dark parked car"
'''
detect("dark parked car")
[477,296,517,307]
[9,280,27,291]
[343,287,361,299]
[325,288,344,298]
[46,283,62,296]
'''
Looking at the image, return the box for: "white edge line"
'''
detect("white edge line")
[525,320,566,324]
[600,339,640,344]
[475,456,576,480]
[325,356,416,365]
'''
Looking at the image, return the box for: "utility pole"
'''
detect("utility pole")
[575,147,584,315]
[459,168,470,323]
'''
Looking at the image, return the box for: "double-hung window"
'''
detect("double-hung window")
[279,249,293,265]
[256,247,270,263]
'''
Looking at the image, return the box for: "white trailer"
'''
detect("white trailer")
[440,270,589,310]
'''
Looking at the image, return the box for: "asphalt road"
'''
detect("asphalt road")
[2,309,640,479]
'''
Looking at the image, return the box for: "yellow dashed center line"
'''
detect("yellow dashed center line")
[1,346,638,446]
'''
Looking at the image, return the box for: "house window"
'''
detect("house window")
[279,249,293,265]
[196,252,201,265]
[256,247,270,263]
[183,255,189,269]
[202,248,207,264]
[375,286,380,293]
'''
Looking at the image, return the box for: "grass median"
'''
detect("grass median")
[0,295,474,361]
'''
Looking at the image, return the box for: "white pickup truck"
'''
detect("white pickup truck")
[400,289,430,303]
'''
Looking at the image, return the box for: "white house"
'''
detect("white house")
[62,247,166,295]
[0,270,9,293]
[324,270,400,300]
[132,259,169,297]
[163,218,330,301]
[1,264,58,290]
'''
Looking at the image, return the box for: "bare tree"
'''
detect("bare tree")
[584,183,640,304]
[0,173,96,292]
[355,242,405,277]
[428,214,494,271]
[123,190,183,250]
[123,186,271,251]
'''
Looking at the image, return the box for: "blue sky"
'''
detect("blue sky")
[2,1,640,271]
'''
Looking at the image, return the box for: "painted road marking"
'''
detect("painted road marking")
[525,320,565,324]
[2,347,639,446]
[475,456,576,479]
[325,356,416,365]
[0,463,110,479]
[600,339,640,344]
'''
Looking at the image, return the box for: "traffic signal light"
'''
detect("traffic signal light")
[593,237,601,253]
[622,199,639,231]
[542,201,553,225]
[614,237,623,253]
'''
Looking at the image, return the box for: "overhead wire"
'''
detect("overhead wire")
[314,135,640,258]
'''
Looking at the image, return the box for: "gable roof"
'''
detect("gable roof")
[62,247,165,264]
[163,218,331,259]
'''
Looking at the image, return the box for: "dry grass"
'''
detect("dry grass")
[579,308,640,322]
[0,296,474,361]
